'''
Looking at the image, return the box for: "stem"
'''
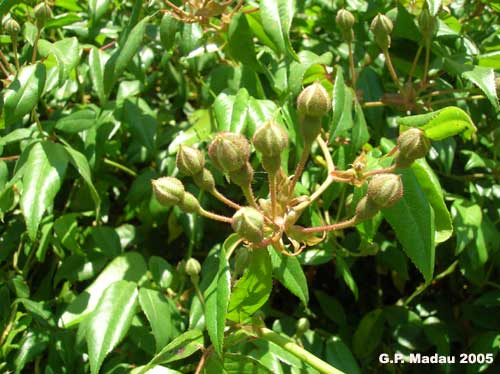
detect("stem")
[347,41,356,88]
[418,88,477,100]
[317,136,334,172]
[383,48,402,92]
[103,158,137,177]
[211,189,241,210]
[430,94,486,106]
[32,109,46,137]
[0,50,14,75]
[421,42,431,88]
[289,142,312,196]
[254,326,345,374]
[199,207,233,223]
[0,61,9,77]
[13,35,20,71]
[31,28,42,63]
[407,45,423,84]
[269,172,277,218]
[363,165,396,177]
[241,184,259,210]
[300,216,357,234]
[362,101,386,108]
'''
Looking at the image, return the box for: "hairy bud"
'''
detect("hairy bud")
[179,192,201,213]
[367,174,403,209]
[297,82,332,118]
[252,120,288,157]
[370,13,393,50]
[231,207,264,243]
[418,7,438,42]
[336,9,355,41]
[193,168,215,192]
[152,177,185,206]
[3,18,20,36]
[395,128,431,168]
[354,196,380,221]
[228,162,254,187]
[176,145,205,176]
[34,2,53,28]
[208,132,250,173]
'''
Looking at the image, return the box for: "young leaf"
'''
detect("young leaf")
[352,309,384,359]
[325,336,361,374]
[397,107,476,140]
[20,141,68,240]
[213,89,249,134]
[204,245,231,357]
[55,108,98,133]
[1,63,46,127]
[268,247,309,306]
[382,169,436,283]
[227,249,273,323]
[259,0,297,59]
[228,13,262,72]
[86,280,138,374]
[331,66,353,140]
[89,47,107,105]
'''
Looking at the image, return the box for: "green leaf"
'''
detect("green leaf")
[149,256,175,289]
[246,97,278,136]
[86,280,138,374]
[351,99,370,151]
[411,159,453,243]
[382,169,435,283]
[331,66,353,139]
[89,0,111,23]
[37,37,80,83]
[204,245,231,357]
[139,288,174,352]
[336,256,358,300]
[397,106,476,140]
[13,328,50,374]
[204,353,274,374]
[159,13,178,50]
[20,141,68,240]
[213,89,249,133]
[268,247,309,305]
[462,66,499,111]
[227,249,273,323]
[259,0,297,59]
[103,16,149,97]
[228,13,262,72]
[55,108,98,133]
[89,47,107,105]
[58,252,147,328]
[352,309,384,359]
[426,0,441,15]
[139,329,204,372]
[1,63,46,127]
[325,336,361,374]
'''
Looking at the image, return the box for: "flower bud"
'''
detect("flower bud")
[208,132,250,173]
[185,258,201,284]
[336,9,355,30]
[354,196,380,221]
[228,162,254,187]
[395,128,431,168]
[152,177,185,206]
[261,155,281,174]
[367,173,403,209]
[176,145,205,176]
[193,168,215,192]
[3,18,20,36]
[231,207,264,243]
[418,7,438,42]
[179,192,201,213]
[34,2,53,28]
[252,120,288,157]
[297,82,332,118]
[296,317,310,334]
[370,13,393,50]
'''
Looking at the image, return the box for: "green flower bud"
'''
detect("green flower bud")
[367,173,403,209]
[370,13,393,50]
[185,258,201,283]
[228,162,254,187]
[34,2,53,28]
[297,82,332,118]
[3,18,20,36]
[152,176,185,206]
[179,192,201,213]
[252,120,288,157]
[418,7,438,42]
[234,247,251,275]
[336,9,355,30]
[208,132,250,173]
[354,196,380,221]
[193,168,216,192]
[299,115,323,145]
[395,128,431,168]
[296,317,310,334]
[176,145,205,176]
[231,207,264,243]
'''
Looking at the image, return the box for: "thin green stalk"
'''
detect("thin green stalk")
[254,326,345,374]
[407,45,423,84]
[421,42,431,88]
[383,48,402,92]
[241,184,260,210]
[31,28,42,63]
[269,172,277,218]
[199,207,233,223]
[211,189,241,210]
[0,50,14,75]
[103,158,137,177]
[348,41,356,88]
[12,35,20,71]
[289,142,312,197]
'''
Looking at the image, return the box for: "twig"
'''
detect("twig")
[199,207,233,223]
[289,142,312,196]
[299,216,357,234]
[430,94,486,106]
[103,158,137,177]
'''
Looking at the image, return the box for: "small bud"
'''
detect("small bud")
[395,128,431,168]
[336,9,355,41]
[208,132,250,173]
[228,162,254,187]
[234,247,251,275]
[297,82,332,118]
[418,7,438,42]
[185,258,201,280]
[354,196,380,221]
[176,145,205,176]
[296,318,310,334]
[231,207,264,243]
[3,18,20,36]
[193,168,216,192]
[34,2,53,28]
[370,13,393,50]
[252,120,288,157]
[179,192,201,213]
[367,173,403,209]
[152,177,185,206]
